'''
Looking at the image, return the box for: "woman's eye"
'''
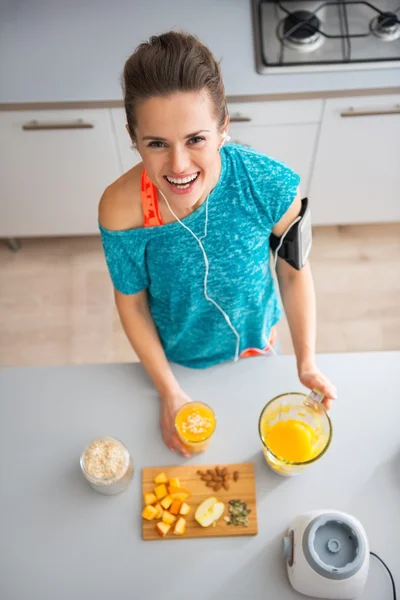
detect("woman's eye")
[147,141,166,148]
[188,136,205,145]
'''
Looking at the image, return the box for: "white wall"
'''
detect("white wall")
[1,0,399,103]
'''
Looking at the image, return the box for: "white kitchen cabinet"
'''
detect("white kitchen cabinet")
[227,99,323,195]
[0,109,120,238]
[111,108,142,173]
[309,95,400,225]
[228,124,319,196]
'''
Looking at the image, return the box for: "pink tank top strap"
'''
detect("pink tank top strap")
[141,169,164,227]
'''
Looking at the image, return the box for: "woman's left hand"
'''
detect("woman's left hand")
[298,366,337,411]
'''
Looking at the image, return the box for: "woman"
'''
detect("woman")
[99,31,337,457]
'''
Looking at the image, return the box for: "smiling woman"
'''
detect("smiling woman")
[98,31,337,457]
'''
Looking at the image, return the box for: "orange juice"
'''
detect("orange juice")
[175,402,216,453]
[262,419,316,463]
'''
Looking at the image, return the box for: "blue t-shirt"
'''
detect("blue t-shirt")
[99,144,300,369]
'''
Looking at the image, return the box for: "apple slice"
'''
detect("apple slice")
[195,497,225,528]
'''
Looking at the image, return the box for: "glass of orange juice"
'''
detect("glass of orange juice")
[175,401,216,454]
[258,392,332,476]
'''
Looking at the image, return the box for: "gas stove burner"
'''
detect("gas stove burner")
[279,10,324,53]
[370,11,400,41]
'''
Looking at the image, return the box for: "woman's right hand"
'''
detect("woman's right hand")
[160,389,193,458]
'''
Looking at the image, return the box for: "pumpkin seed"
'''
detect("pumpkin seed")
[226,499,251,527]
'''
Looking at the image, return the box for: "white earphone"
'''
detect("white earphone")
[219,131,231,150]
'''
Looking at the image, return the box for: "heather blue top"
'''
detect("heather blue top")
[99,144,300,368]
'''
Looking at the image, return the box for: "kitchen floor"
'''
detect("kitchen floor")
[1,223,399,368]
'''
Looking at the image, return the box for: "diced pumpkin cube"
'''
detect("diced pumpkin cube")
[168,485,190,495]
[162,511,177,525]
[142,505,158,521]
[169,490,190,502]
[173,517,186,535]
[179,502,190,516]
[153,503,164,520]
[168,486,191,502]
[169,477,180,488]
[144,492,157,506]
[156,521,171,537]
[160,495,173,510]
[154,484,168,500]
[169,499,182,515]
[154,472,168,484]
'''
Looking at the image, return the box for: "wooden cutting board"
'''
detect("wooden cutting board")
[142,462,258,541]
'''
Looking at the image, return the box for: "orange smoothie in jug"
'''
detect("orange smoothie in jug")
[175,402,216,453]
[264,419,317,463]
[259,392,332,476]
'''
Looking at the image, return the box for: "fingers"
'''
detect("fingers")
[171,432,192,458]
[314,377,337,412]
[322,397,333,411]
[162,429,192,458]
[300,370,337,411]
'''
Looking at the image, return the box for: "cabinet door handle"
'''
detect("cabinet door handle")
[340,105,400,118]
[229,113,252,123]
[22,119,94,131]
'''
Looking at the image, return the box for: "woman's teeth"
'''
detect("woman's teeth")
[166,173,199,189]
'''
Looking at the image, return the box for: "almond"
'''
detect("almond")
[233,471,239,482]
[214,482,222,491]
[215,466,221,476]
[207,469,214,476]
[206,481,215,488]
[202,474,213,481]
[197,470,207,476]
[220,467,228,476]
[223,482,230,490]
[223,473,230,482]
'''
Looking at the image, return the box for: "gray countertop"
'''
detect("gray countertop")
[1,0,399,104]
[1,352,399,599]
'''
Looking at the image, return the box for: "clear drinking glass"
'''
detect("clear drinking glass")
[80,436,133,495]
[258,392,332,476]
[175,401,216,454]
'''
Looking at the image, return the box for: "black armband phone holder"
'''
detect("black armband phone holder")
[270,197,312,270]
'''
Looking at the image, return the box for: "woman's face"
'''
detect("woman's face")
[133,90,227,212]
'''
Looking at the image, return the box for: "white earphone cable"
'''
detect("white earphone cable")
[158,188,241,362]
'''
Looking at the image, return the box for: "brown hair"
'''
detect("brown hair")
[122,31,227,140]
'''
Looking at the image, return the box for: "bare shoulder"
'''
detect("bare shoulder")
[98,162,144,231]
